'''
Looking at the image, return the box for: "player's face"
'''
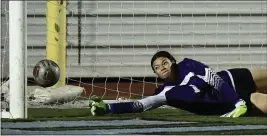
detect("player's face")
[153,57,173,79]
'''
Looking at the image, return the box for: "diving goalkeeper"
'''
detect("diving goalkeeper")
[89,51,267,117]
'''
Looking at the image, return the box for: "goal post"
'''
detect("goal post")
[46,0,67,88]
[1,1,27,119]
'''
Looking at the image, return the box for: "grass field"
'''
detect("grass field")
[2,108,267,135]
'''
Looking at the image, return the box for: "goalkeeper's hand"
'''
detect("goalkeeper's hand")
[89,95,107,116]
[220,99,247,118]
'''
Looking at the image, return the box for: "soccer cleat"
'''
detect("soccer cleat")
[89,95,107,116]
[220,99,247,118]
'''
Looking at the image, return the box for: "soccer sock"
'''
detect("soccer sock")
[106,101,144,114]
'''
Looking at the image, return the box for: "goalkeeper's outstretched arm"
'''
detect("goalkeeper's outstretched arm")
[89,93,166,116]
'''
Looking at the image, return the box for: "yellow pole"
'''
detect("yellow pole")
[46,0,66,88]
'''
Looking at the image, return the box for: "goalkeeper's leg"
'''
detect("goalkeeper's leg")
[226,68,267,116]
[249,93,267,115]
[250,68,267,94]
[221,93,267,117]
[250,68,267,115]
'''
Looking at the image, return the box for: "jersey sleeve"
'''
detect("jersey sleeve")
[152,85,164,95]
[185,58,240,104]
[165,85,201,101]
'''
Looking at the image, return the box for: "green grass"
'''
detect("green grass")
[2,108,267,125]
[136,129,267,135]
[2,108,267,135]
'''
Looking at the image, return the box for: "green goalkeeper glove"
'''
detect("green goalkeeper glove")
[88,95,107,116]
[220,99,247,118]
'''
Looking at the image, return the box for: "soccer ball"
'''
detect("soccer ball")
[33,59,60,87]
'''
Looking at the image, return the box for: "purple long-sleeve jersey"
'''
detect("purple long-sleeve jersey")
[153,58,240,115]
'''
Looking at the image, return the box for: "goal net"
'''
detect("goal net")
[1,1,266,118]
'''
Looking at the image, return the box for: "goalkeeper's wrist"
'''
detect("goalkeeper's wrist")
[235,99,246,107]
[106,104,111,113]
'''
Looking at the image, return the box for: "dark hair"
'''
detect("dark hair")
[151,51,176,71]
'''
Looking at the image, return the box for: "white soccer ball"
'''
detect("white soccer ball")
[33,59,60,88]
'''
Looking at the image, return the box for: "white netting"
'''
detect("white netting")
[1,1,10,112]
[1,1,267,115]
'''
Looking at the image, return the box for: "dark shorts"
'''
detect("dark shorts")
[228,68,264,116]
